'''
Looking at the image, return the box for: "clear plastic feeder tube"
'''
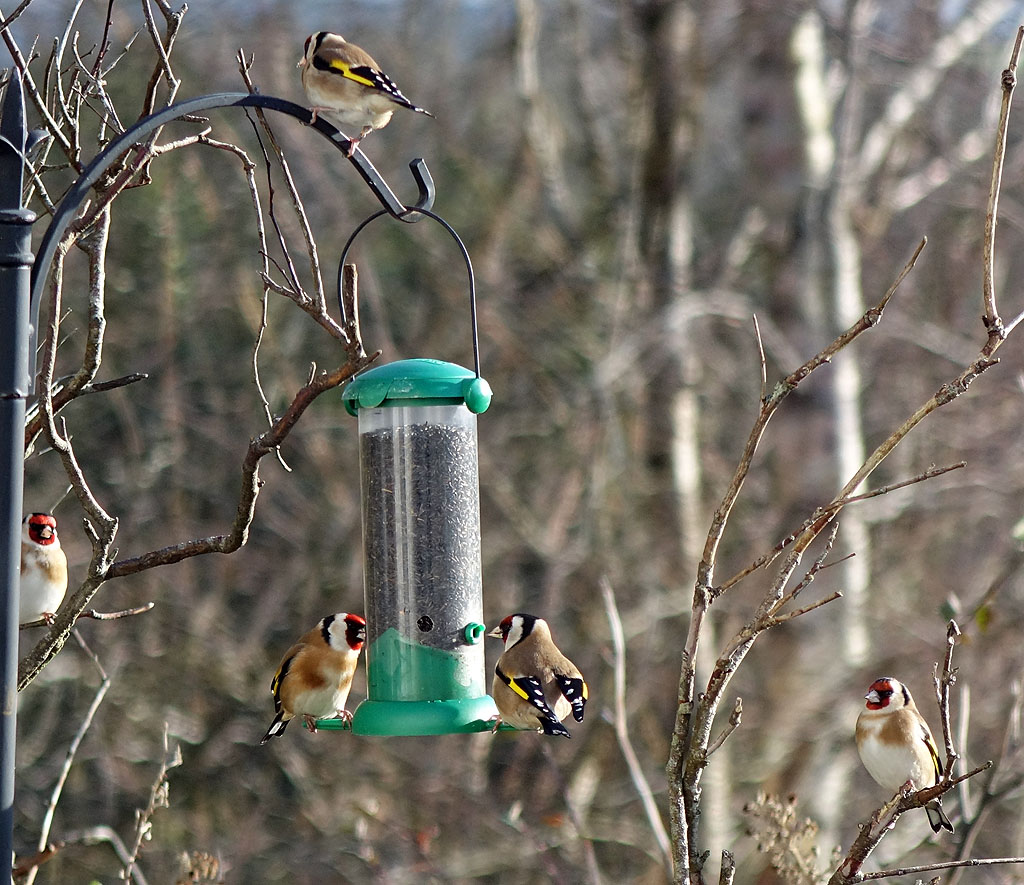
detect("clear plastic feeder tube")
[358,402,485,700]
[341,358,496,735]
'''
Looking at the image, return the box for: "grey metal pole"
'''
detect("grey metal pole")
[0,74,34,879]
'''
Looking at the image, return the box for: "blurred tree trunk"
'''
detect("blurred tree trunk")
[627,0,739,876]
[630,0,699,584]
[826,1,876,672]
[791,5,873,849]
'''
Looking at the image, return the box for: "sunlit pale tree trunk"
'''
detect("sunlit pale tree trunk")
[790,6,874,850]
[628,0,740,876]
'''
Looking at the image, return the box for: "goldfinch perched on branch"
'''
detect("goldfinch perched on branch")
[260,612,366,744]
[855,676,954,833]
[299,31,433,156]
[489,613,588,738]
[20,512,68,626]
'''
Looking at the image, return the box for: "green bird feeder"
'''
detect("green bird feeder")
[339,359,497,734]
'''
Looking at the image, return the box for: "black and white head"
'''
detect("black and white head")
[488,613,545,651]
[324,612,366,652]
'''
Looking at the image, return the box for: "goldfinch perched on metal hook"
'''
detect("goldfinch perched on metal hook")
[260,612,366,744]
[856,676,954,833]
[489,613,588,738]
[20,512,68,626]
[298,31,433,157]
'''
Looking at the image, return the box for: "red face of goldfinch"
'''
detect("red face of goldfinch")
[855,677,953,833]
[20,512,68,626]
[260,613,366,744]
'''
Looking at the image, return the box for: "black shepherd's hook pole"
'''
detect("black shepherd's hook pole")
[0,81,441,874]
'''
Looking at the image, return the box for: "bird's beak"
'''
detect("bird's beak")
[38,525,54,540]
[296,57,306,68]
[865,689,880,704]
[487,626,502,639]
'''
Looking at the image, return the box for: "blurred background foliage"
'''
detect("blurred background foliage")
[7,0,1024,882]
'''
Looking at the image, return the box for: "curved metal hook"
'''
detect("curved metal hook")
[25,91,434,392]
[337,207,480,378]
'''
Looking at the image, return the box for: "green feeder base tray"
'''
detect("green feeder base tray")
[316,694,501,736]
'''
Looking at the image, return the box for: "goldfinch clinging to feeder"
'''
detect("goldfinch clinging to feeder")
[20,512,68,626]
[856,676,954,833]
[489,613,588,738]
[298,31,433,156]
[260,612,366,744]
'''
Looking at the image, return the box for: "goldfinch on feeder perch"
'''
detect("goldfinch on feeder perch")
[299,31,433,156]
[260,612,366,744]
[489,613,588,738]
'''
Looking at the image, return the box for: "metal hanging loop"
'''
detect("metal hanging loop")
[337,208,481,378]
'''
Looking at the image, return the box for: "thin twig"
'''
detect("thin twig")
[706,697,742,758]
[19,602,153,630]
[769,523,842,614]
[122,724,182,883]
[600,577,672,874]
[20,630,110,885]
[191,129,292,472]
[58,826,148,885]
[859,856,1024,880]
[717,460,964,597]
[950,678,1024,885]
[238,52,332,323]
[981,25,1023,340]
[79,603,155,620]
[934,619,962,771]
[764,591,843,627]
[753,315,767,403]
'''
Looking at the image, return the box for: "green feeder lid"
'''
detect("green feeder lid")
[343,358,492,416]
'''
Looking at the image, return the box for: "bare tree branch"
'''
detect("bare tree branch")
[600,577,672,874]
[19,630,110,885]
[122,724,182,883]
[982,24,1023,337]
[858,855,1024,881]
